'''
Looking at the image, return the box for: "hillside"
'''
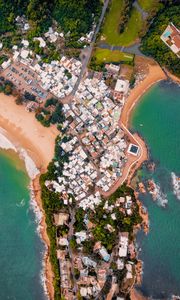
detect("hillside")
[0,0,102,41]
[141,4,180,77]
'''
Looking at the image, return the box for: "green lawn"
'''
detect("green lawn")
[93,48,134,64]
[138,0,160,11]
[101,0,143,46]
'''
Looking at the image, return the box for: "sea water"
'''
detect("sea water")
[131,81,180,299]
[0,150,47,300]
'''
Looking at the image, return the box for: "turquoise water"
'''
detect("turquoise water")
[0,150,46,300]
[131,81,180,299]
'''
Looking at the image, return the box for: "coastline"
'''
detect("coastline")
[0,60,177,300]
[121,62,167,128]
[164,68,180,84]
[121,62,167,300]
[0,93,58,300]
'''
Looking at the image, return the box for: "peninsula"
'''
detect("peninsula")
[0,0,179,300]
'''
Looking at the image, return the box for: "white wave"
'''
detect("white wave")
[0,130,39,179]
[16,198,25,207]
[40,251,49,299]
[29,184,43,231]
[0,130,48,298]
[19,148,39,179]
[0,131,17,151]
[171,172,180,200]
[29,184,49,299]
[155,184,168,207]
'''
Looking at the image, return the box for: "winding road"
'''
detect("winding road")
[71,0,110,96]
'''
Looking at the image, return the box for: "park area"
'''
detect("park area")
[100,0,143,46]
[93,48,134,65]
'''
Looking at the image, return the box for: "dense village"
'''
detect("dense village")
[0,28,146,298]
[1,5,179,300]
[0,15,148,298]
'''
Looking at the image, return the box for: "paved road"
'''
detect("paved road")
[97,0,149,57]
[133,0,148,20]
[67,208,78,296]
[71,0,110,96]
[98,41,145,57]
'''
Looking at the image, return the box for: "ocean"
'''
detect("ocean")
[130,81,180,299]
[0,149,47,300]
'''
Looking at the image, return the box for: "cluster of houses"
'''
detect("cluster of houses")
[0,39,82,100]
[0,23,143,296]
[33,57,82,98]
[51,190,137,299]
[53,209,107,299]
[49,75,130,209]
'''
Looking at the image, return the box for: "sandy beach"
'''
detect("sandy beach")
[0,59,175,300]
[0,93,58,299]
[0,93,58,170]
[121,62,167,127]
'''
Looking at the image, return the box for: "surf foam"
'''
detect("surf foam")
[0,131,17,152]
[171,172,180,200]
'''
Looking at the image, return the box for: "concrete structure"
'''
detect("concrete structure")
[113,79,129,101]
[160,23,180,58]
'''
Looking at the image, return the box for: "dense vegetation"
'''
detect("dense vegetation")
[118,0,134,34]
[0,78,15,95]
[0,0,102,42]
[141,4,180,77]
[53,0,102,40]
[35,99,65,127]
[40,164,62,300]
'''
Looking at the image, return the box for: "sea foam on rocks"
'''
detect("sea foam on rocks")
[155,184,168,207]
[171,172,180,200]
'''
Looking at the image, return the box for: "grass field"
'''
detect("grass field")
[93,48,134,64]
[138,0,160,11]
[101,0,143,46]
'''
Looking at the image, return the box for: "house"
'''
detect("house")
[82,256,97,268]
[160,23,180,58]
[54,213,69,226]
[75,231,87,244]
[59,237,69,247]
[99,246,110,262]
[113,79,129,101]
[1,59,11,69]
[105,63,120,74]
[119,232,129,257]
[94,241,110,262]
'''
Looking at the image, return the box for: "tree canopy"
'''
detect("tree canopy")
[141,4,180,77]
[0,0,102,39]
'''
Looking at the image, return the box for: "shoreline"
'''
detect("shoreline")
[122,62,167,299]
[0,93,58,300]
[0,60,178,300]
[121,62,167,128]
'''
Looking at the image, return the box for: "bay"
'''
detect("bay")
[131,81,180,299]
